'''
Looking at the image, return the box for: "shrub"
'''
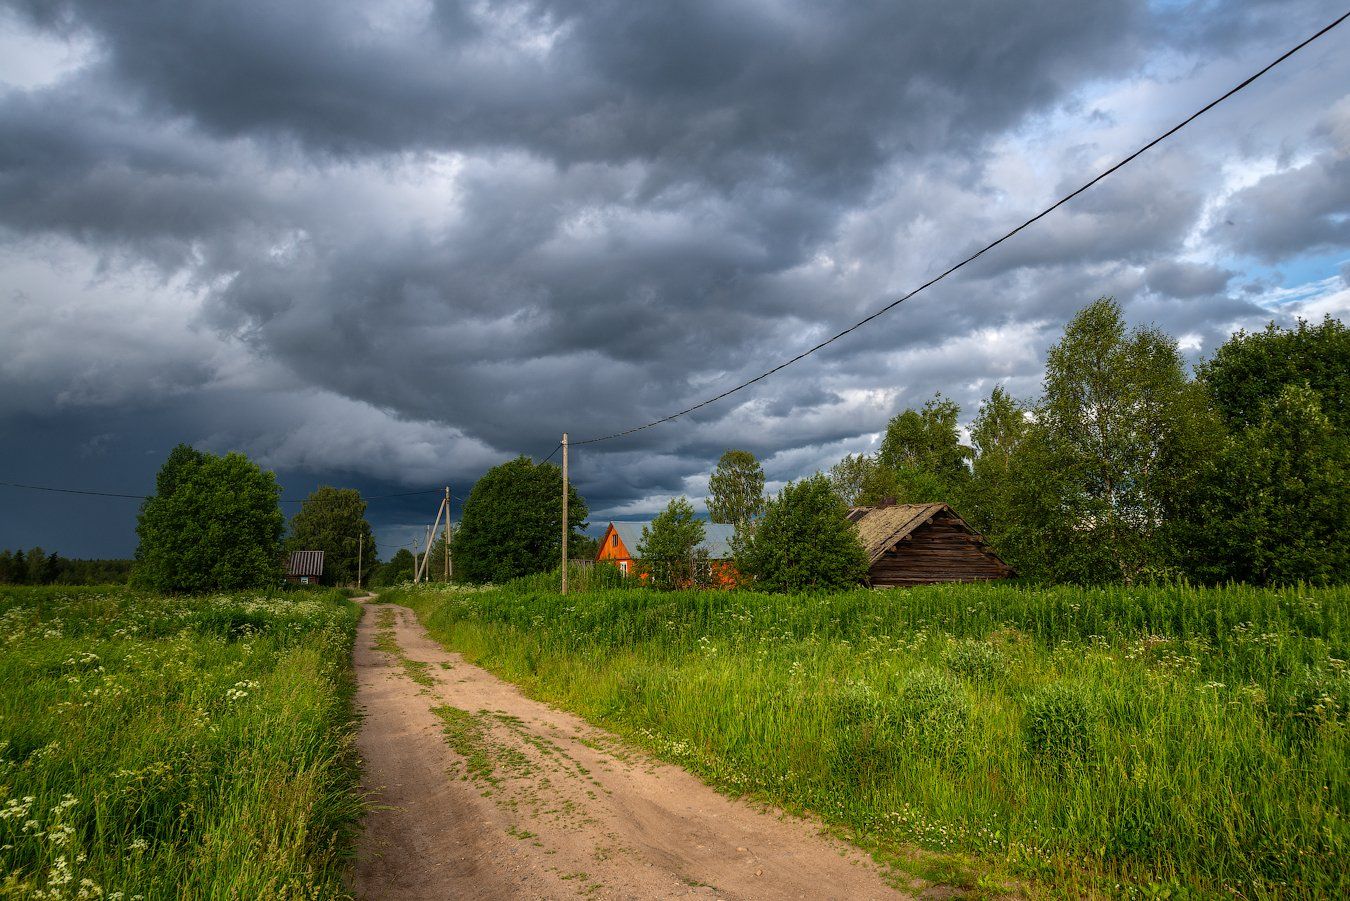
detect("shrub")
[739,474,869,592]
[637,498,710,591]
[829,682,895,784]
[1023,682,1095,765]
[942,639,1006,681]
[895,669,971,756]
[133,444,284,592]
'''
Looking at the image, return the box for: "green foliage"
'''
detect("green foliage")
[132,445,285,593]
[451,456,588,584]
[405,580,1349,897]
[371,548,416,586]
[1198,315,1349,432]
[895,669,971,756]
[960,386,1028,540]
[877,393,973,497]
[636,498,709,591]
[993,299,1211,583]
[740,474,868,592]
[0,585,362,897]
[1022,682,1095,765]
[706,450,765,527]
[0,548,111,585]
[1186,383,1350,585]
[826,452,876,506]
[286,486,377,586]
[941,639,1006,681]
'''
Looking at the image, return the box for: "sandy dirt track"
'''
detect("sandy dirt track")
[350,598,914,900]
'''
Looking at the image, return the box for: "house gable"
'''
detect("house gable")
[853,504,1013,587]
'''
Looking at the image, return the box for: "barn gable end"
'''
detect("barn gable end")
[854,503,1013,587]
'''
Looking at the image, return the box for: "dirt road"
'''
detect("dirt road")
[350,598,913,900]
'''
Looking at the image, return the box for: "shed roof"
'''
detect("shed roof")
[286,550,325,577]
[852,503,950,564]
[607,521,737,560]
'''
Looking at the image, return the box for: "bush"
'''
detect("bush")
[1023,682,1095,765]
[637,498,710,591]
[739,474,869,592]
[896,669,971,756]
[942,639,1007,681]
[133,444,285,592]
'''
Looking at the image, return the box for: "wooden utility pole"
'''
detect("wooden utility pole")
[357,532,363,589]
[443,486,451,583]
[561,432,569,595]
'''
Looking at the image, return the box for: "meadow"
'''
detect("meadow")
[0,585,362,900]
[391,579,1348,899]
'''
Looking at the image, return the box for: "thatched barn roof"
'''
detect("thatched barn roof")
[852,502,950,563]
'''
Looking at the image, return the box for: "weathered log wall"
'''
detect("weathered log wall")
[868,514,1012,587]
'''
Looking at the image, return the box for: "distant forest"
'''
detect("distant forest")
[0,548,132,585]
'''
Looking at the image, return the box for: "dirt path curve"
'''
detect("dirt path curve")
[350,597,913,900]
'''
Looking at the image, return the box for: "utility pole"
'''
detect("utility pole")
[561,432,569,596]
[357,532,363,590]
[443,486,451,583]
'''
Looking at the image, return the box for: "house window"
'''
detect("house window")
[300,576,310,585]
[619,560,629,574]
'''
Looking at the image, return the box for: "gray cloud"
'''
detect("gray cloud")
[2,0,1348,556]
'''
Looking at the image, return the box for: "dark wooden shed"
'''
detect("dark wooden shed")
[852,502,1013,587]
[285,550,325,586]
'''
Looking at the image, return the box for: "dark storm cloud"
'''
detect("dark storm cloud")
[2,0,1348,556]
[1210,152,1350,262]
[1145,260,1234,298]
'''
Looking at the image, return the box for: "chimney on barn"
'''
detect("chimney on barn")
[878,496,897,508]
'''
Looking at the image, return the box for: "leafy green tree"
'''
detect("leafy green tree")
[1021,298,1207,583]
[707,450,766,526]
[1198,316,1349,432]
[372,548,416,586]
[24,551,52,586]
[0,550,13,584]
[962,385,1029,541]
[879,394,971,485]
[451,456,588,584]
[740,474,868,592]
[827,453,875,506]
[637,498,709,590]
[132,444,285,592]
[287,487,377,586]
[1187,383,1349,585]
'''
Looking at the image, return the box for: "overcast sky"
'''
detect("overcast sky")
[1,1,1348,559]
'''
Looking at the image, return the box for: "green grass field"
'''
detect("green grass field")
[392,580,1348,899]
[0,586,362,900]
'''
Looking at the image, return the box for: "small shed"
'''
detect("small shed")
[595,520,738,583]
[285,550,325,586]
[852,502,1012,587]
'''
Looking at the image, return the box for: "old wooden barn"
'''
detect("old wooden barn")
[285,550,325,586]
[850,502,1013,587]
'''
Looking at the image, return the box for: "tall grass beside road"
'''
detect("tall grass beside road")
[391,581,1348,898]
[0,585,362,899]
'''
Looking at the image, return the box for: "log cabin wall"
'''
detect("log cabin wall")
[868,511,1012,587]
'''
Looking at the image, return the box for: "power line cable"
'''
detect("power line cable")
[0,480,147,500]
[571,10,1349,446]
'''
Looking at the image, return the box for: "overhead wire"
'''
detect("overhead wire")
[4,13,1346,498]
[570,10,1349,446]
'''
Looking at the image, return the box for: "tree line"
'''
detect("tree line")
[24,298,1341,593]
[0,548,132,585]
[825,300,1347,586]
[330,299,1350,593]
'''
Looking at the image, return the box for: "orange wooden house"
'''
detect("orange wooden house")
[595,520,739,585]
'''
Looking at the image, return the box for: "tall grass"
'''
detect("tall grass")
[392,581,1348,898]
[0,585,363,899]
